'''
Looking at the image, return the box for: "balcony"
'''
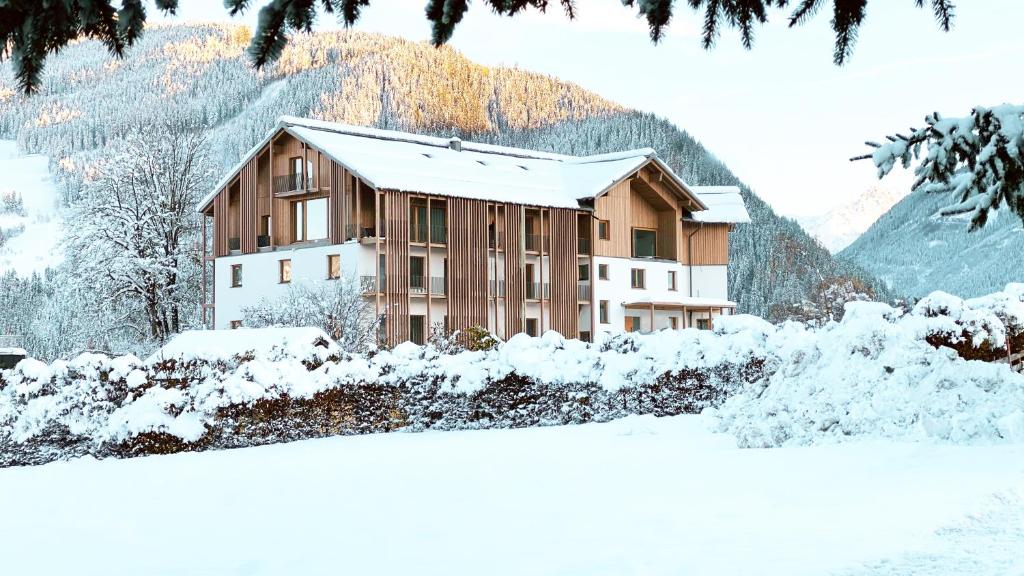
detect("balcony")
[404,276,449,295]
[525,234,549,252]
[526,282,550,300]
[577,283,591,301]
[410,224,448,244]
[577,236,591,255]
[273,173,314,195]
[360,275,385,293]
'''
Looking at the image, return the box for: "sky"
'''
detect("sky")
[152,0,1024,218]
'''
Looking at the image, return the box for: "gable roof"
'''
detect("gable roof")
[689,186,751,224]
[197,116,710,213]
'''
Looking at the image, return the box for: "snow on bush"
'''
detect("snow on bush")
[3,285,1023,462]
[706,284,1024,448]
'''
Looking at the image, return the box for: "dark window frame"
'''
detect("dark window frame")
[632,227,657,259]
[598,264,609,280]
[230,264,242,288]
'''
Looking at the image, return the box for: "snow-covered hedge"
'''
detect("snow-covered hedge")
[706,284,1024,447]
[3,284,1023,465]
[0,327,765,465]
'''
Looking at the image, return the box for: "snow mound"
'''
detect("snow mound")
[706,284,1024,447]
[147,327,339,363]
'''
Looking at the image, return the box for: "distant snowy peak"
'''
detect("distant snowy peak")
[799,184,908,253]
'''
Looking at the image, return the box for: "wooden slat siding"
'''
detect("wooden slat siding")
[256,152,270,220]
[503,203,526,336]
[328,161,344,243]
[681,223,729,265]
[213,189,229,257]
[548,208,579,338]
[240,157,258,254]
[593,179,631,258]
[383,190,411,345]
[448,197,489,337]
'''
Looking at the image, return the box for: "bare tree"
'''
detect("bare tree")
[241,277,381,354]
[65,119,215,344]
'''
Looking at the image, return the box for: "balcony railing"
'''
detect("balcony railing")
[228,237,240,251]
[430,224,447,244]
[360,275,385,293]
[577,236,591,255]
[272,173,314,195]
[577,283,591,301]
[526,282,550,300]
[525,233,549,252]
[488,233,504,250]
[430,276,446,295]
[489,279,506,297]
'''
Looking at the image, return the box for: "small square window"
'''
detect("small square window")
[631,268,645,289]
[327,254,341,279]
[279,259,292,283]
[597,220,610,240]
[231,264,242,288]
[598,264,609,280]
[599,300,609,324]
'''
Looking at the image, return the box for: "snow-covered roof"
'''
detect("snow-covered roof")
[197,116,710,212]
[0,347,26,356]
[623,296,737,308]
[689,186,751,224]
[146,327,338,363]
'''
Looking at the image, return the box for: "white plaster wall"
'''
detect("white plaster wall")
[214,241,375,329]
[591,256,686,340]
[690,265,729,300]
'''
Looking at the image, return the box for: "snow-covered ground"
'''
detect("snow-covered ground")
[0,140,63,276]
[1,415,1021,576]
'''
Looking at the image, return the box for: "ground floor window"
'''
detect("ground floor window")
[669,316,679,329]
[279,259,291,283]
[229,320,242,329]
[526,318,539,337]
[410,315,426,345]
[697,318,711,330]
[580,330,591,343]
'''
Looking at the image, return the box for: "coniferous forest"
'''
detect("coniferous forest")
[0,24,885,359]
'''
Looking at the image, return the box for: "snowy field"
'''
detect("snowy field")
[0,139,63,276]
[1,415,1021,576]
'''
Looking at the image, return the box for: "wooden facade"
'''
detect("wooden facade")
[201,125,734,344]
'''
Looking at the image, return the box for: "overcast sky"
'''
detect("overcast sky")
[152,0,1024,217]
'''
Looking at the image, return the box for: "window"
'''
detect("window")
[327,254,341,279]
[599,300,609,324]
[624,316,641,332]
[229,320,242,329]
[669,317,679,330]
[410,315,426,345]
[526,318,539,337]
[668,270,678,291]
[410,256,425,292]
[410,199,428,243]
[290,156,303,178]
[305,198,327,240]
[580,330,592,343]
[290,197,328,243]
[632,228,657,258]
[578,264,589,281]
[697,318,711,330]
[526,263,537,299]
[597,220,610,240]
[231,264,242,287]
[598,264,609,280]
[279,259,291,283]
[259,215,271,247]
[631,268,646,289]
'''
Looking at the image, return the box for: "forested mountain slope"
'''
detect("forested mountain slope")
[840,190,1024,299]
[0,24,884,357]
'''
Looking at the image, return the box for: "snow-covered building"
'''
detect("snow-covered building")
[197,116,750,344]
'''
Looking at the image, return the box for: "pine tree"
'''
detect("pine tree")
[1,0,957,93]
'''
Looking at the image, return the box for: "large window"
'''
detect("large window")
[632,228,657,258]
[410,256,425,292]
[291,197,328,242]
[410,199,428,243]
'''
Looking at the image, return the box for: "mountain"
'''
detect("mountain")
[0,24,887,356]
[839,190,1024,299]
[799,184,908,253]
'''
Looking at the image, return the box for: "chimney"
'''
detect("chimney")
[448,137,462,152]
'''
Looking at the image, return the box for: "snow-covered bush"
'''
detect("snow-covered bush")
[707,284,1024,447]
